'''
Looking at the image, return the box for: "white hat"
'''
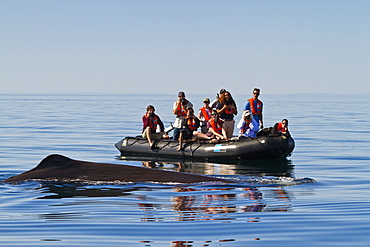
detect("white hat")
[243,110,251,117]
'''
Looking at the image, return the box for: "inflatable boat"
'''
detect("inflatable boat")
[115,132,295,161]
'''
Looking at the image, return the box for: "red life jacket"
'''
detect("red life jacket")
[224,106,235,115]
[248,98,262,115]
[200,107,211,122]
[276,122,288,132]
[241,122,250,134]
[145,114,159,130]
[209,118,223,134]
[186,117,198,131]
[177,100,188,116]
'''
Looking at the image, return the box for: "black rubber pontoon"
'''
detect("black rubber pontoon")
[115,133,295,161]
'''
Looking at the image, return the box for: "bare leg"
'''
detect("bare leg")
[144,127,154,148]
[222,128,229,141]
[193,131,211,140]
[176,132,183,151]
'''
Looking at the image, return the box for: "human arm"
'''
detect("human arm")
[198,109,207,124]
[198,109,203,120]
[214,102,225,115]
[250,118,259,133]
[208,127,225,139]
[236,117,244,130]
[142,115,150,131]
[259,113,263,129]
[194,117,200,129]
[157,115,165,133]
[259,102,263,128]
[242,101,250,111]
[173,101,180,115]
[231,103,238,115]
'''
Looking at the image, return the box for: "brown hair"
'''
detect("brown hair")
[220,91,236,107]
[146,105,155,112]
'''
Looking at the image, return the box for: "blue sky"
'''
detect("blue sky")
[1,0,369,95]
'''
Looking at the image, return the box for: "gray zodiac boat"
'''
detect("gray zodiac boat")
[115,131,295,161]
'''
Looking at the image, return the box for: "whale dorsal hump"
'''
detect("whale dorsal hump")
[35,154,74,169]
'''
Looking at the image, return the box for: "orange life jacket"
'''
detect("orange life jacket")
[200,107,211,122]
[240,122,250,134]
[186,117,198,131]
[248,98,262,115]
[209,118,223,134]
[177,100,188,116]
[145,113,159,130]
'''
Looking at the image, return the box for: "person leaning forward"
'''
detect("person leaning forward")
[237,110,259,138]
[142,105,165,148]
[207,109,228,141]
[176,107,211,151]
[172,91,193,140]
[271,119,289,136]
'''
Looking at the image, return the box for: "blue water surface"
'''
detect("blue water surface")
[0,93,369,246]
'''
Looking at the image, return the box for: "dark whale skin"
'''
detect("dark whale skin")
[1,154,231,184]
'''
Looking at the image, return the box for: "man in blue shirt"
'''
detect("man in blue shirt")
[242,88,263,129]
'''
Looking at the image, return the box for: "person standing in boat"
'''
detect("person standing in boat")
[214,90,238,139]
[172,91,193,140]
[243,88,263,129]
[210,88,226,109]
[176,107,211,151]
[237,110,259,138]
[207,109,228,141]
[142,105,165,148]
[198,98,212,134]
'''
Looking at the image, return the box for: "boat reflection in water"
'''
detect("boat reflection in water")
[124,156,294,178]
[35,157,295,224]
[169,185,291,222]
[133,157,294,221]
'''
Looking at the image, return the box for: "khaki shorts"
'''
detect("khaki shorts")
[142,131,162,140]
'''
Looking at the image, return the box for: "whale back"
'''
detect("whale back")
[1,154,231,184]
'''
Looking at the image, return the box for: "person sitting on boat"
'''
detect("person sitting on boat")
[207,109,228,141]
[172,91,193,140]
[237,110,259,138]
[198,98,212,134]
[271,119,289,136]
[176,107,212,151]
[242,88,263,129]
[142,105,166,148]
[214,90,238,139]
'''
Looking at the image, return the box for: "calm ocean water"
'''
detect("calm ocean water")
[0,93,369,246]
